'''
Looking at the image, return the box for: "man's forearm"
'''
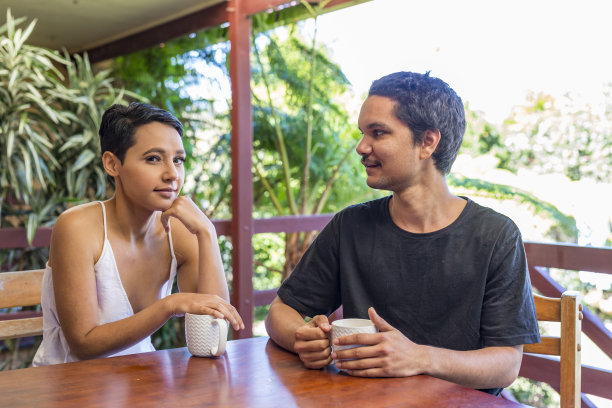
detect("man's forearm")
[424,345,523,389]
[265,297,306,353]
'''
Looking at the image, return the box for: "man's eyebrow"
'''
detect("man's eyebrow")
[142,148,186,156]
[362,122,391,130]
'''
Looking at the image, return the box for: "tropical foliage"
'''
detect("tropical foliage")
[251,12,378,279]
[0,10,73,219]
[0,9,133,248]
[501,91,612,182]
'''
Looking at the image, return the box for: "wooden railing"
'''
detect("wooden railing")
[523,242,612,407]
[2,224,612,406]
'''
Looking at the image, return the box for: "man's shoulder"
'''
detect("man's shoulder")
[336,196,389,218]
[463,198,521,237]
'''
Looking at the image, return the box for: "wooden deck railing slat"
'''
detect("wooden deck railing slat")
[520,354,612,400]
[530,265,612,359]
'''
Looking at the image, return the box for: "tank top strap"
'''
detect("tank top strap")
[167,219,176,260]
[99,201,108,241]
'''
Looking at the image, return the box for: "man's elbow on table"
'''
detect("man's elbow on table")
[499,346,523,388]
[265,297,300,352]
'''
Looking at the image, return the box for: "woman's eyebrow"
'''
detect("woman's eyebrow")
[142,148,186,156]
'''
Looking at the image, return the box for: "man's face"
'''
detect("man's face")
[116,122,186,211]
[356,95,422,193]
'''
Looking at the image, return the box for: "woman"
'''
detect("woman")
[33,103,243,365]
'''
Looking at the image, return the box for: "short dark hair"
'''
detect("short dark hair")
[368,71,465,174]
[99,102,183,163]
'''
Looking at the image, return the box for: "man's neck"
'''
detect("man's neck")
[388,176,466,234]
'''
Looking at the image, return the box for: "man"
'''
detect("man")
[265,71,540,395]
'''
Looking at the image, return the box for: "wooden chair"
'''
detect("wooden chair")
[522,291,582,408]
[0,269,45,341]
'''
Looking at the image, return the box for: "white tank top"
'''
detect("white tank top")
[32,202,177,366]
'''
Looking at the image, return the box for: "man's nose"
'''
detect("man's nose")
[356,135,371,156]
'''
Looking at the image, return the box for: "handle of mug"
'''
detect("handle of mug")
[210,318,228,356]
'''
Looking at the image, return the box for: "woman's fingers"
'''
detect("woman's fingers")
[197,297,244,331]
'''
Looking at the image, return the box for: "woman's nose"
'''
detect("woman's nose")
[163,163,178,180]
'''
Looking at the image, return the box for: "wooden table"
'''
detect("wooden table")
[0,337,523,407]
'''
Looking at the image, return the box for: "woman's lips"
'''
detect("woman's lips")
[155,189,175,199]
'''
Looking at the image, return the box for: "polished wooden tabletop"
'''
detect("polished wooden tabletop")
[0,337,523,407]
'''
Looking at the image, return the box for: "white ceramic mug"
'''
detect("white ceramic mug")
[331,318,378,354]
[185,313,229,357]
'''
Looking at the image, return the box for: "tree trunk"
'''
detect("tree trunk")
[282,231,317,281]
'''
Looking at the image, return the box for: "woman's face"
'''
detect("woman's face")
[115,121,186,211]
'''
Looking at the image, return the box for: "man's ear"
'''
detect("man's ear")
[102,151,121,177]
[419,129,441,160]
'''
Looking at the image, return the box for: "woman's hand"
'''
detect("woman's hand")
[160,196,213,236]
[168,292,244,331]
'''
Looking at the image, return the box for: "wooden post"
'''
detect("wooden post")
[228,0,254,338]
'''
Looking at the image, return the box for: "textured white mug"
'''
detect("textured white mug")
[331,318,377,355]
[185,313,229,357]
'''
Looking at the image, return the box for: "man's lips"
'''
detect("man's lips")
[361,160,381,168]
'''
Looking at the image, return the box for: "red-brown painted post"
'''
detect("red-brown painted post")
[228,0,254,338]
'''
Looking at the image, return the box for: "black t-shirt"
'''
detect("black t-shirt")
[278,196,540,395]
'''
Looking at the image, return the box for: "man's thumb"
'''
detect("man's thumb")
[311,314,331,332]
[368,307,394,332]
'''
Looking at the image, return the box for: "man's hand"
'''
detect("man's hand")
[294,315,333,369]
[332,307,425,377]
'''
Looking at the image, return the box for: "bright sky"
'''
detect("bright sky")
[315,0,612,125]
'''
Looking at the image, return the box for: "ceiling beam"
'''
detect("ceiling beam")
[86,2,229,63]
[85,0,370,63]
[244,0,370,17]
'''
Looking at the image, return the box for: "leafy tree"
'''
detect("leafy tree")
[501,91,612,181]
[251,7,378,280]
[462,104,512,168]
[110,28,234,222]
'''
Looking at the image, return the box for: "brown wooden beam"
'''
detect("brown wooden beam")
[0,214,332,249]
[243,0,371,17]
[253,214,332,234]
[0,227,52,250]
[254,288,278,307]
[228,0,254,339]
[83,0,371,62]
[520,353,612,400]
[525,242,612,275]
[85,2,229,63]
[0,222,231,249]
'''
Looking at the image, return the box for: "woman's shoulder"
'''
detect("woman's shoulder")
[53,201,104,239]
[49,201,105,266]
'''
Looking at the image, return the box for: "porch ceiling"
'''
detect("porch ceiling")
[1,0,225,53]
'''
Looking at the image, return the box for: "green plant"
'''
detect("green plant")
[0,9,136,241]
[251,6,380,280]
[508,377,559,407]
[0,9,74,222]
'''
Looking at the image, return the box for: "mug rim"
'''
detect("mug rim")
[331,318,375,329]
[185,313,226,320]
